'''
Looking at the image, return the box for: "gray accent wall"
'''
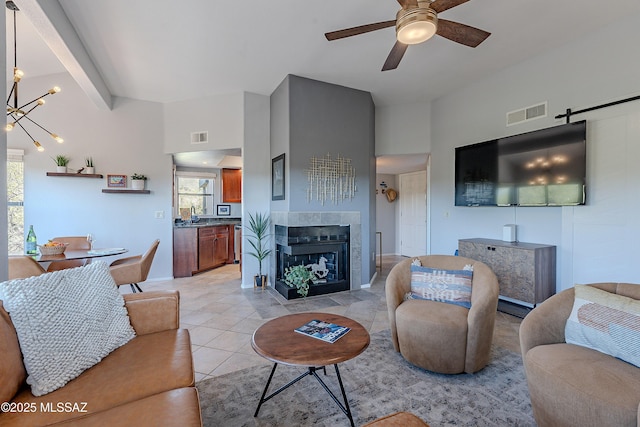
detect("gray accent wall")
[270,75,376,286]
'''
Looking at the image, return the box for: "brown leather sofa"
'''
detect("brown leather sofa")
[0,290,202,426]
[520,283,640,427]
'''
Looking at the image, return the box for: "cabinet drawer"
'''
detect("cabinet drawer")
[198,226,229,236]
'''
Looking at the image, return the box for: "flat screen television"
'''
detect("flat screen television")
[455,120,586,206]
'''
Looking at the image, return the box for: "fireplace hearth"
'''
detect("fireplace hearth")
[275,225,350,299]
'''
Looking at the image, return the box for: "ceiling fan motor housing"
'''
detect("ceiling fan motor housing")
[396,3,438,45]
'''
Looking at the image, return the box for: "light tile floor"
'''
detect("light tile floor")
[126,256,522,382]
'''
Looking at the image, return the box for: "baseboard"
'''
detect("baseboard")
[497,299,532,318]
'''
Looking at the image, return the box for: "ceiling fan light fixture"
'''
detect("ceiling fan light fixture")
[396,7,437,45]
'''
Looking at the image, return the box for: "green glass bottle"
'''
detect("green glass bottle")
[26,225,37,255]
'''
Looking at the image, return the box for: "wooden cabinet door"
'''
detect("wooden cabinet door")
[213,231,229,267]
[173,227,198,277]
[198,227,217,271]
[222,169,242,203]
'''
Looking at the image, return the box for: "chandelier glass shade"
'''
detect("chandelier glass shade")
[5,0,62,152]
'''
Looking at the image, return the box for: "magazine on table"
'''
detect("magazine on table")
[294,319,351,343]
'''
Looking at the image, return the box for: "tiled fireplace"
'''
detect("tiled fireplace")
[270,211,362,299]
[275,225,350,299]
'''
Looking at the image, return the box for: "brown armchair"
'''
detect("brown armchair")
[386,255,499,374]
[109,239,160,293]
[520,283,640,427]
[46,236,91,272]
[8,256,46,280]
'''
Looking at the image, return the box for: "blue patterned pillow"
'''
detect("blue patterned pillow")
[408,264,473,308]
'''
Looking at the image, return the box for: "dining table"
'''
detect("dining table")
[35,248,128,264]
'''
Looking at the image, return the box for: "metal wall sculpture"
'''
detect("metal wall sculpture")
[306,153,357,205]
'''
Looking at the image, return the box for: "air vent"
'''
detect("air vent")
[190,131,208,144]
[506,102,547,126]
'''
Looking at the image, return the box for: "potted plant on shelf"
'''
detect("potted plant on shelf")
[52,155,70,173]
[131,173,147,190]
[246,211,272,289]
[84,157,95,174]
[284,264,319,298]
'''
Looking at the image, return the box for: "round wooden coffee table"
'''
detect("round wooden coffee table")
[252,312,370,427]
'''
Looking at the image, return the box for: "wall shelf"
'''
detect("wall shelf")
[101,189,151,194]
[46,172,104,178]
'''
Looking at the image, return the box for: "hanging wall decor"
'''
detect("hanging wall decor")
[306,153,356,205]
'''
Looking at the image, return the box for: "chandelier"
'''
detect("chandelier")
[5,0,63,152]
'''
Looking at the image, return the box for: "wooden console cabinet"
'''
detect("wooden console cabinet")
[173,224,234,277]
[458,238,556,307]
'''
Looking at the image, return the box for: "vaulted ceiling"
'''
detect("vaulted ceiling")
[6,1,640,172]
[7,0,640,109]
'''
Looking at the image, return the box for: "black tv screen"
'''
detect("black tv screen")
[455,120,587,206]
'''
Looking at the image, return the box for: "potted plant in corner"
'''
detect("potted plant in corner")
[131,173,147,190]
[284,264,319,298]
[246,211,272,289]
[84,157,95,174]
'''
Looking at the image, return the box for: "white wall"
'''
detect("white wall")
[163,92,244,153]
[429,12,640,291]
[0,13,7,279]
[241,92,271,287]
[8,72,174,280]
[375,174,397,254]
[376,101,431,156]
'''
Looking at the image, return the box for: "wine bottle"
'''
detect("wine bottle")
[26,225,37,255]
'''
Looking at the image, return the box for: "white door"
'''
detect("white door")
[399,171,427,257]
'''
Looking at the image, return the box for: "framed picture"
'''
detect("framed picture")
[217,204,231,216]
[107,174,127,188]
[272,153,285,201]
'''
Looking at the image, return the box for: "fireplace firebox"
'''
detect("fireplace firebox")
[275,225,350,299]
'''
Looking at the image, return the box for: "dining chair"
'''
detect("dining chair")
[46,236,91,272]
[109,239,160,293]
[8,256,46,280]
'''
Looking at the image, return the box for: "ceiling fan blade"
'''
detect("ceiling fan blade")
[325,20,396,41]
[382,41,408,71]
[430,0,470,13]
[397,0,418,8]
[437,19,491,47]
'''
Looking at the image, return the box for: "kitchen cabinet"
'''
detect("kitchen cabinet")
[173,224,234,277]
[173,227,198,278]
[199,226,229,270]
[222,168,241,203]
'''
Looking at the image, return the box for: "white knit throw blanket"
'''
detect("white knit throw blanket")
[0,261,135,396]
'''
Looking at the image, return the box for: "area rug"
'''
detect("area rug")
[196,331,535,426]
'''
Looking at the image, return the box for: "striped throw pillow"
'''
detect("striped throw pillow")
[565,285,640,368]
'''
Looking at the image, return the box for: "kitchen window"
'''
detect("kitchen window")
[175,171,215,217]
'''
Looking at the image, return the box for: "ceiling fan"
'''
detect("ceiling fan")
[325,0,491,71]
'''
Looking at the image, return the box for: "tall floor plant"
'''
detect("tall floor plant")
[246,211,272,288]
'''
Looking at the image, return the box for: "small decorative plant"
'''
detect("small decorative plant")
[131,173,147,180]
[52,155,70,167]
[85,157,94,167]
[284,264,318,298]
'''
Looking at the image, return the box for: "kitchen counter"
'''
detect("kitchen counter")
[174,218,241,228]
[173,220,240,277]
